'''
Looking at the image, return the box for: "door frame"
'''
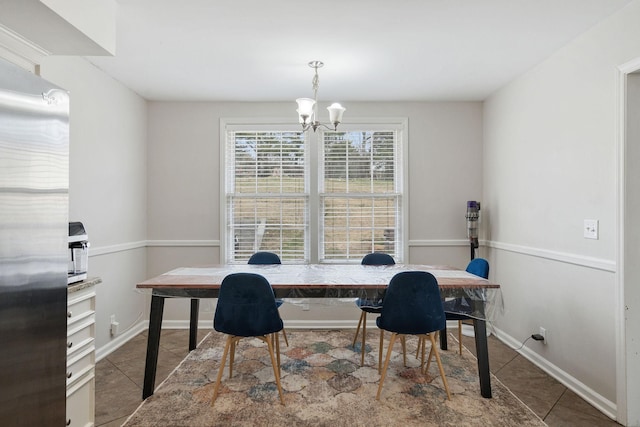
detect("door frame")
[616,57,640,427]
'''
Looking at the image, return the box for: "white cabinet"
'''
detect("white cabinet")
[67,279,98,427]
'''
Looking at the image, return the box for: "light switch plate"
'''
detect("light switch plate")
[584,219,599,239]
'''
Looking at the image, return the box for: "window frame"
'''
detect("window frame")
[221,117,408,264]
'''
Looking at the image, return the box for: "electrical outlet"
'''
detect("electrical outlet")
[584,219,598,239]
[302,303,310,311]
[539,327,547,344]
[110,314,116,324]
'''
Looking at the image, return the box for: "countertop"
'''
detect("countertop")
[68,276,101,294]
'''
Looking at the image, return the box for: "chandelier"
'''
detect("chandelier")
[296,61,346,132]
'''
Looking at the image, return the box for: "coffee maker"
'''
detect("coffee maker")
[68,222,89,284]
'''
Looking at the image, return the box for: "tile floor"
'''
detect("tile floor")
[95,328,621,426]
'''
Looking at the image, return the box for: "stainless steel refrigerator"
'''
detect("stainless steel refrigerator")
[0,58,69,425]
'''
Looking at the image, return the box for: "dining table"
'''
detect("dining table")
[136,263,501,400]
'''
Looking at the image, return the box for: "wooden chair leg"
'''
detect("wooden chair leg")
[352,311,365,348]
[214,334,285,406]
[212,335,233,406]
[415,337,423,359]
[260,335,285,405]
[420,334,426,370]
[458,320,463,355]
[276,305,289,347]
[401,335,407,367]
[378,329,384,374]
[274,332,281,376]
[229,339,236,378]
[361,312,367,366]
[424,337,434,374]
[376,332,398,400]
[428,333,451,400]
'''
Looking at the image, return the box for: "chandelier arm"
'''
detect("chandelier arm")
[316,123,336,131]
[299,122,335,132]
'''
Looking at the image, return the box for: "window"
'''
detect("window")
[223,120,405,263]
[225,129,308,262]
[321,130,400,262]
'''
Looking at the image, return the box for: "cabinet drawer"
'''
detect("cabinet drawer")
[67,344,94,387]
[67,289,96,327]
[66,372,94,427]
[67,318,95,356]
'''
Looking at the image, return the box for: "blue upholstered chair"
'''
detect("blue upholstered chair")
[211,273,285,405]
[248,251,282,265]
[443,258,490,355]
[248,251,289,346]
[376,271,451,400]
[465,257,489,278]
[352,252,395,367]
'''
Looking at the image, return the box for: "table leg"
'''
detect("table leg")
[473,318,492,398]
[439,325,448,350]
[189,298,199,351]
[142,295,165,399]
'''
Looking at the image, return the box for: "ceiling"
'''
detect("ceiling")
[85,0,634,102]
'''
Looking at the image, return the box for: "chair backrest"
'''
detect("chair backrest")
[466,258,489,279]
[213,273,283,337]
[248,251,282,265]
[361,252,395,266]
[377,271,445,335]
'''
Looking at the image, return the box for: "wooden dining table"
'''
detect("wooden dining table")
[136,263,501,399]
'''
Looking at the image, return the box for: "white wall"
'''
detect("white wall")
[146,101,483,324]
[38,56,148,353]
[483,0,640,421]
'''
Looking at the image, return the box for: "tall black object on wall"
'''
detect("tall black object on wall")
[466,201,480,260]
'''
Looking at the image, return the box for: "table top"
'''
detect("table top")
[137,263,499,400]
[137,264,499,290]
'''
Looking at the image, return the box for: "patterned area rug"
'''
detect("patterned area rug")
[124,330,545,426]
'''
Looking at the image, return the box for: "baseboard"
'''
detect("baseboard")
[96,321,148,362]
[491,325,617,421]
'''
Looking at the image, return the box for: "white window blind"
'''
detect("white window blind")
[320,130,401,262]
[225,130,308,262]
